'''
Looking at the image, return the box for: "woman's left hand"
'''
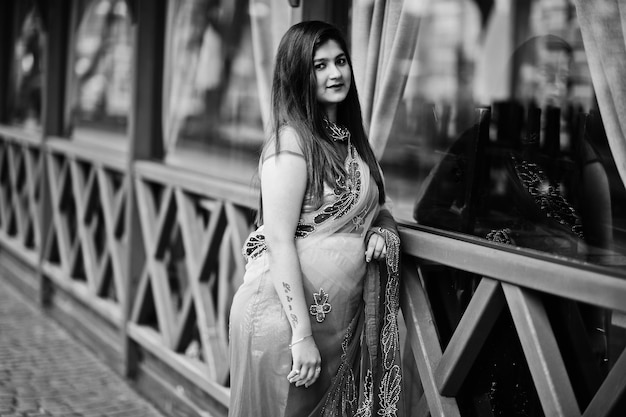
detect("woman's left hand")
[365,228,387,263]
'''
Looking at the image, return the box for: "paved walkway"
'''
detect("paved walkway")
[0,277,167,417]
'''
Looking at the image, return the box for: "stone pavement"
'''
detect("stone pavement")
[0,277,167,417]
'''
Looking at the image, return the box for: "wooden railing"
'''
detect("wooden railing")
[126,160,256,415]
[0,127,43,269]
[0,129,624,417]
[400,225,626,417]
[42,138,129,326]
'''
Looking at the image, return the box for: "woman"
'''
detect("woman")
[229,21,403,417]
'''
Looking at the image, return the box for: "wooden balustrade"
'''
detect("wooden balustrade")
[0,127,43,267]
[399,225,626,417]
[127,160,255,414]
[41,138,128,327]
[0,130,624,416]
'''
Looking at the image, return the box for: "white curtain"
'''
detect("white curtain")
[351,0,431,159]
[473,0,514,106]
[249,0,297,128]
[162,0,209,153]
[574,0,626,188]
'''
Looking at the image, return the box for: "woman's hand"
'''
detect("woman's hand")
[287,336,322,388]
[365,228,387,262]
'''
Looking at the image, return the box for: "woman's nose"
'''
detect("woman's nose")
[328,64,341,78]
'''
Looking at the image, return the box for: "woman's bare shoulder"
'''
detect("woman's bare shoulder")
[263,125,306,161]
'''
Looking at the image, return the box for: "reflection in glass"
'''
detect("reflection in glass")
[164,0,264,181]
[375,0,625,270]
[71,0,133,136]
[371,3,625,414]
[9,5,45,131]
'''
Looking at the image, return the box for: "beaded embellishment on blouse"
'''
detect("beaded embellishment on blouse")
[511,155,584,239]
[242,221,314,261]
[324,118,351,142]
[316,145,361,222]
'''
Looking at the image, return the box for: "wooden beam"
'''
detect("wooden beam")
[503,283,580,416]
[436,278,504,395]
[36,0,71,309]
[399,226,626,312]
[128,0,165,161]
[400,261,461,416]
[583,346,626,417]
[123,0,171,379]
[41,0,70,137]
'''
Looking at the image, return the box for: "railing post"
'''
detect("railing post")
[39,0,70,306]
[123,0,166,378]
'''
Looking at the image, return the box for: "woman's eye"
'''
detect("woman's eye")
[337,58,347,66]
[314,63,325,71]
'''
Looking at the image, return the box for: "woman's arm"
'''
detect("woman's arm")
[261,130,321,388]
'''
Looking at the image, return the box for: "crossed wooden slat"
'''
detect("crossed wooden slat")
[401,260,626,417]
[23,147,43,249]
[44,152,125,306]
[0,143,43,252]
[95,167,127,300]
[7,144,25,239]
[132,177,245,382]
[45,152,73,277]
[69,158,98,287]
[133,181,177,343]
[176,192,228,382]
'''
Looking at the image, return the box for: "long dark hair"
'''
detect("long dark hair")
[264,20,385,209]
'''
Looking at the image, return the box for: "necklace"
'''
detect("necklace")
[323,119,350,142]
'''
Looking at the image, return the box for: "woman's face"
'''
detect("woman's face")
[313,39,351,116]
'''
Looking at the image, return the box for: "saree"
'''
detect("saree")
[228,142,403,417]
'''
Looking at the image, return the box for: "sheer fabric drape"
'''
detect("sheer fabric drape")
[351,0,430,158]
[574,0,626,188]
[249,0,293,127]
[162,0,210,153]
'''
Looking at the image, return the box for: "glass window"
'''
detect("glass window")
[70,0,133,139]
[366,0,626,269]
[356,3,624,413]
[163,0,264,184]
[7,1,45,131]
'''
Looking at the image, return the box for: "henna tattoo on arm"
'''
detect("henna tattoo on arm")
[282,282,298,327]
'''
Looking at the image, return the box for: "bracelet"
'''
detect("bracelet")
[289,334,312,348]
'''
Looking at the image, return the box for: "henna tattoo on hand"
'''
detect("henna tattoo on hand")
[282,282,291,292]
[290,314,299,327]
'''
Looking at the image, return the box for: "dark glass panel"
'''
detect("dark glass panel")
[8,2,45,130]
